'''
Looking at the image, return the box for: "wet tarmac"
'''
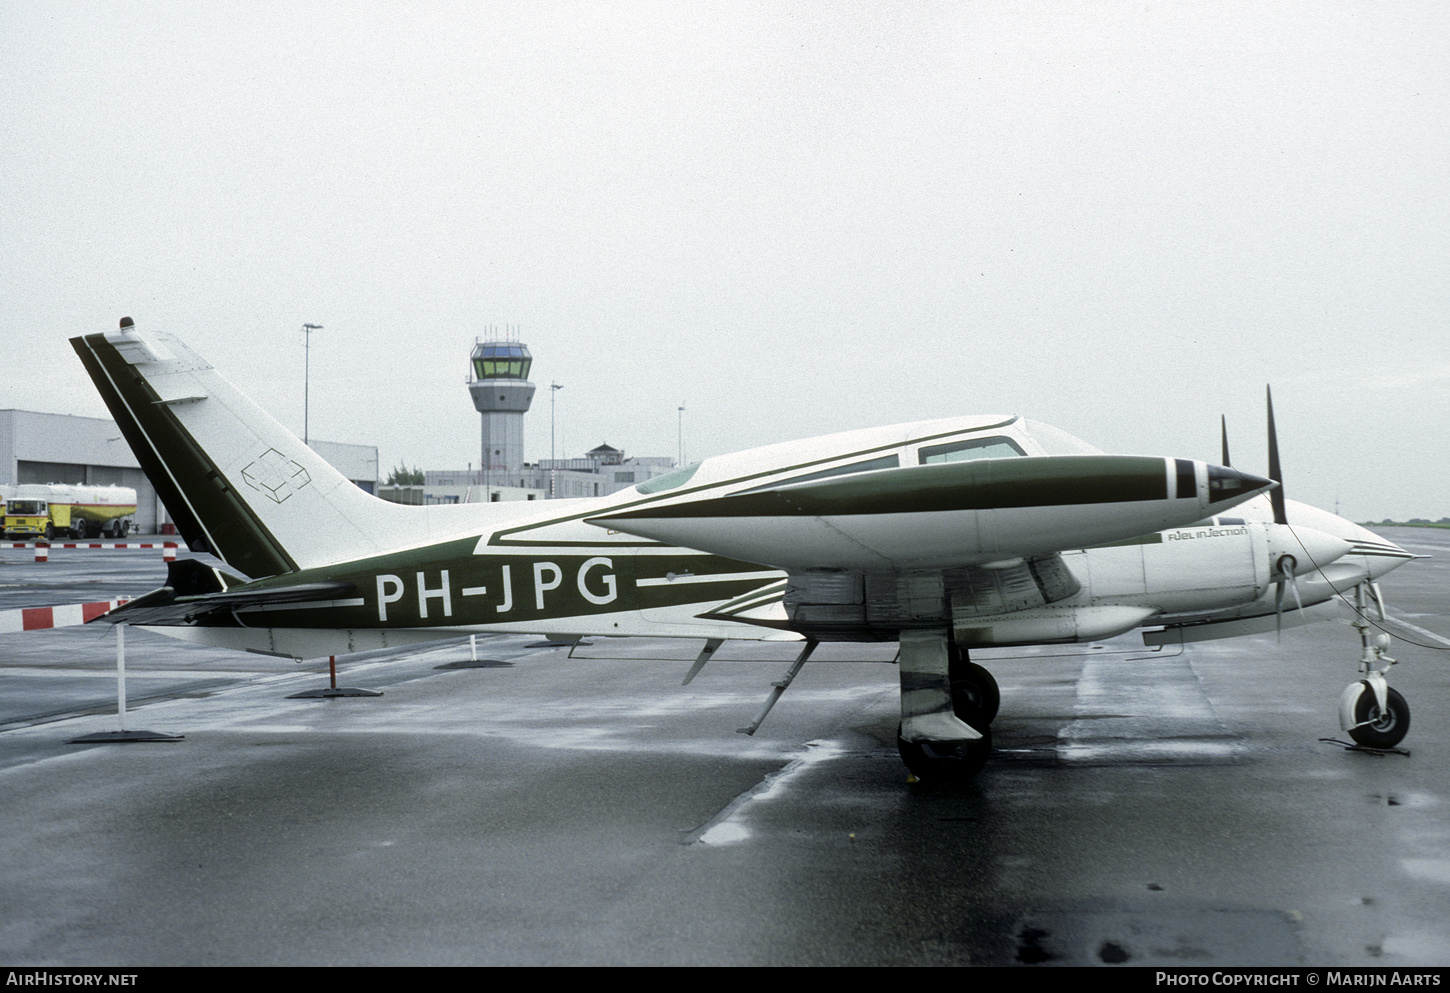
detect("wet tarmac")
[0,531,1447,966]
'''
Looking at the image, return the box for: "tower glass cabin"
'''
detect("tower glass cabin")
[472,342,532,381]
[467,339,536,479]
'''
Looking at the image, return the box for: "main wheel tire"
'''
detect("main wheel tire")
[1350,685,1410,749]
[950,660,1001,724]
[897,704,993,784]
[897,727,992,784]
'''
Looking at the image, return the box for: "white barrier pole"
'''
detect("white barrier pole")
[116,623,127,733]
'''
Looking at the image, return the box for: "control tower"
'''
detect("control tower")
[468,332,535,478]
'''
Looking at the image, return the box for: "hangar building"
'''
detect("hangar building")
[0,409,378,534]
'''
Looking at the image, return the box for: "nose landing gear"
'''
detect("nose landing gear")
[1338,582,1411,750]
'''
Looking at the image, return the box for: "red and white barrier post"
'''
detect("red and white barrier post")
[1,541,180,561]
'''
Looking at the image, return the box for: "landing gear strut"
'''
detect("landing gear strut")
[1338,582,1411,749]
[897,629,996,782]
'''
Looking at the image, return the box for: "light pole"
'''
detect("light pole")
[677,405,686,466]
[302,323,323,445]
[550,382,563,498]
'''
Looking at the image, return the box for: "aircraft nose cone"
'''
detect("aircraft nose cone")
[1353,527,1416,580]
[1207,465,1276,507]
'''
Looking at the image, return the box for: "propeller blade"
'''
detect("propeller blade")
[1266,385,1288,526]
[1273,554,1305,641]
[1221,415,1231,468]
[1274,576,1285,640]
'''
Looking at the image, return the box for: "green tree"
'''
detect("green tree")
[386,463,424,485]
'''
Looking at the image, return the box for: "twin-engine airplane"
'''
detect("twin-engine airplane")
[72,320,1417,780]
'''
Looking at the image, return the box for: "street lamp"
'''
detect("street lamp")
[302,323,323,445]
[678,405,686,466]
[550,382,563,498]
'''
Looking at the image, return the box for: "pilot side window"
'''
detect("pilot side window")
[918,436,1026,465]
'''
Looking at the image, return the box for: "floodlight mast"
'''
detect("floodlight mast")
[302,324,323,446]
[551,382,563,498]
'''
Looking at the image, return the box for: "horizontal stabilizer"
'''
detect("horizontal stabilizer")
[94,576,357,626]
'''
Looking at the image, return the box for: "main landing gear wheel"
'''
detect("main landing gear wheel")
[1349,685,1410,749]
[950,657,1000,725]
[897,712,993,784]
[896,631,996,784]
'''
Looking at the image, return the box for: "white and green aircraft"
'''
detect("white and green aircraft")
[72,319,1417,781]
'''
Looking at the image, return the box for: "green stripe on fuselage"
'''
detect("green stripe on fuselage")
[227,540,771,628]
[1086,532,1166,548]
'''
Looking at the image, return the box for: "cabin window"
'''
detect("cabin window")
[742,454,900,493]
[918,436,1026,465]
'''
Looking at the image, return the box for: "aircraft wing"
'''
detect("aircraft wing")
[589,455,1273,571]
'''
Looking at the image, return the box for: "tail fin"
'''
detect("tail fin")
[72,322,415,578]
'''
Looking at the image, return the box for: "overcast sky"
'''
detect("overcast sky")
[3,2,1446,520]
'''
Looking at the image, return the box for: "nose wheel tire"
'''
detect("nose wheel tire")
[1350,686,1410,749]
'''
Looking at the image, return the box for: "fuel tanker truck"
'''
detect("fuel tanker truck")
[2,484,138,540]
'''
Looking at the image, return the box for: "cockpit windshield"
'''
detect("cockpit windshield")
[636,462,702,494]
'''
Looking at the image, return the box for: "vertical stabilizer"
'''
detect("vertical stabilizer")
[72,324,413,577]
